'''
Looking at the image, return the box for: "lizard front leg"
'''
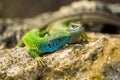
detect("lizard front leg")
[28,49,46,67]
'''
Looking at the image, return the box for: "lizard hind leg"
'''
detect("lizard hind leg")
[28,49,46,67]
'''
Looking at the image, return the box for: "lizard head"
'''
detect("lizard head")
[66,21,86,43]
[67,21,84,35]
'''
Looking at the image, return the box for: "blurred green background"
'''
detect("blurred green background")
[0,0,119,18]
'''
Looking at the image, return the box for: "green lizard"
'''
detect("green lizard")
[19,17,88,66]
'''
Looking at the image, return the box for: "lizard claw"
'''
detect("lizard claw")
[36,57,46,67]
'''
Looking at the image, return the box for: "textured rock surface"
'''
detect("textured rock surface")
[0,1,120,80]
[0,48,39,80]
[0,33,120,80]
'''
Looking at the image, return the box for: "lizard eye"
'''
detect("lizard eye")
[71,24,76,29]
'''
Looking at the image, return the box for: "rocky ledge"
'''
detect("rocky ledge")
[0,33,120,80]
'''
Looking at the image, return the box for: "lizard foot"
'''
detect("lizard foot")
[36,57,46,67]
[28,50,47,67]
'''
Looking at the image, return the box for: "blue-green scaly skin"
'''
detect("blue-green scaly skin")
[23,29,71,54]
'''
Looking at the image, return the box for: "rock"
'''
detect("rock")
[0,47,39,80]
[0,1,120,80]
[0,33,120,80]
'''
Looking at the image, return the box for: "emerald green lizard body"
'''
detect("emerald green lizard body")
[23,29,71,53]
[19,17,88,66]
